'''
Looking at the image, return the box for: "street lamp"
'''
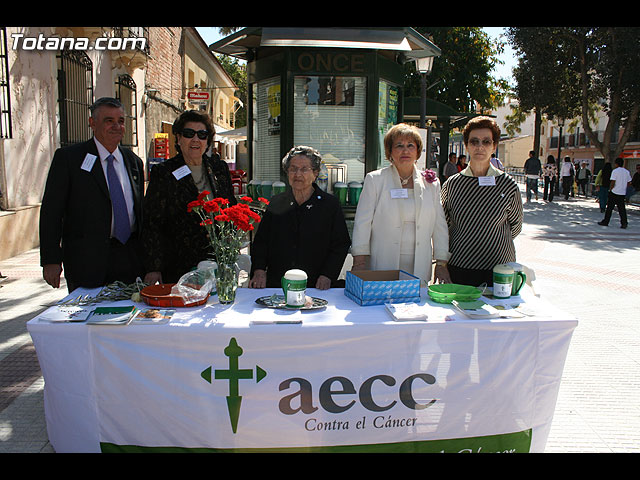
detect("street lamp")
[415,55,435,129]
[556,117,564,163]
[414,55,435,169]
[557,118,564,201]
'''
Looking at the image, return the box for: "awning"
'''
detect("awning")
[403,97,492,129]
[216,126,247,142]
[209,27,440,61]
[621,148,640,159]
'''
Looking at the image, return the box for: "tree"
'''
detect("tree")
[506,27,583,160]
[507,27,640,165]
[405,27,509,113]
[565,27,640,163]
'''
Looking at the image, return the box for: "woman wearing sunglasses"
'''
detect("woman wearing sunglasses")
[141,110,236,285]
[440,116,523,287]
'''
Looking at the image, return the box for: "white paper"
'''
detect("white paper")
[38,305,93,322]
[81,153,97,172]
[390,188,409,198]
[452,300,500,319]
[385,302,428,321]
[172,165,191,180]
[478,176,496,186]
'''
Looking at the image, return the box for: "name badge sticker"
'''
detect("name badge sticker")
[172,165,191,181]
[478,176,496,186]
[81,153,97,172]
[390,188,409,199]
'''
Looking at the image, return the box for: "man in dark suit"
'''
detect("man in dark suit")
[40,97,145,292]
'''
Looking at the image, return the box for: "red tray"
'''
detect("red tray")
[140,283,209,308]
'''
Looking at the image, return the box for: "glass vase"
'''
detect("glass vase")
[215,261,239,304]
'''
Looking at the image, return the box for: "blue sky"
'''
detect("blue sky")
[483,27,517,83]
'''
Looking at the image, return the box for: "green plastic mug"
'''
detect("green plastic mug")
[492,264,525,299]
[506,262,527,296]
[282,269,307,308]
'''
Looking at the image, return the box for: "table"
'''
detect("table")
[27,287,577,453]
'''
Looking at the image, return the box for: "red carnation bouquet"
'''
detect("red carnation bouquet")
[187,192,269,303]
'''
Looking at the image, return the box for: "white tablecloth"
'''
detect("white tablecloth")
[27,287,577,453]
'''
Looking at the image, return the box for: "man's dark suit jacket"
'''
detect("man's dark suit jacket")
[39,138,145,288]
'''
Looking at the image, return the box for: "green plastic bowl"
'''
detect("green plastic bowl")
[428,284,482,304]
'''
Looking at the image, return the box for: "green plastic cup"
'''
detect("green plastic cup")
[348,181,363,206]
[281,269,307,308]
[248,180,261,200]
[272,181,286,196]
[261,181,273,200]
[334,182,348,205]
[493,264,515,299]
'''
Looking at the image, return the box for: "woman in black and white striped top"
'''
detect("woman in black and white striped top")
[441,117,523,287]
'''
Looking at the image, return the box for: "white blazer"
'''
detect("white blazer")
[351,164,450,284]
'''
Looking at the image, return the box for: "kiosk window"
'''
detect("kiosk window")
[293,76,366,183]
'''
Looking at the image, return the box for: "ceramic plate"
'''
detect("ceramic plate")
[255,294,328,310]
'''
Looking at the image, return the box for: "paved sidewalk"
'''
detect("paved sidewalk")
[1,188,639,453]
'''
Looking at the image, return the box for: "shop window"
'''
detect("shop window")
[293,76,366,183]
[252,77,281,181]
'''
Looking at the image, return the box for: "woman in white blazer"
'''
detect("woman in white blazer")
[351,124,451,285]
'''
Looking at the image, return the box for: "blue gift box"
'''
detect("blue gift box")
[344,270,421,306]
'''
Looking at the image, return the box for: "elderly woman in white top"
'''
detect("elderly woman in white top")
[351,123,451,285]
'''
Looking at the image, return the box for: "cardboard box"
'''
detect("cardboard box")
[344,270,421,306]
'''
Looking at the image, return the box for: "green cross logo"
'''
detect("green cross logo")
[201,337,267,433]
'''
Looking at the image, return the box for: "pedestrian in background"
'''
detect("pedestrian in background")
[594,162,612,212]
[443,152,459,181]
[39,97,146,293]
[490,153,504,170]
[524,150,542,203]
[543,155,557,202]
[626,164,640,203]
[456,154,467,172]
[598,158,632,229]
[576,161,591,197]
[561,157,574,200]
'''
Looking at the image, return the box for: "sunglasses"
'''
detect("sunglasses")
[181,128,209,140]
[468,138,494,147]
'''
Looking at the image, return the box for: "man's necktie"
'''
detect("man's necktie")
[106,154,131,244]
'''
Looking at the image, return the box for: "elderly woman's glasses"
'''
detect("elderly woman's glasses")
[288,166,314,175]
[181,128,209,140]
[468,138,494,147]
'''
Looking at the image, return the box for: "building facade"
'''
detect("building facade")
[0,26,241,261]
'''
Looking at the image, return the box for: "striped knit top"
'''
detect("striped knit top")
[441,171,523,270]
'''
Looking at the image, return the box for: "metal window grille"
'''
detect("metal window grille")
[115,74,138,147]
[0,27,12,139]
[112,27,150,55]
[57,50,94,147]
